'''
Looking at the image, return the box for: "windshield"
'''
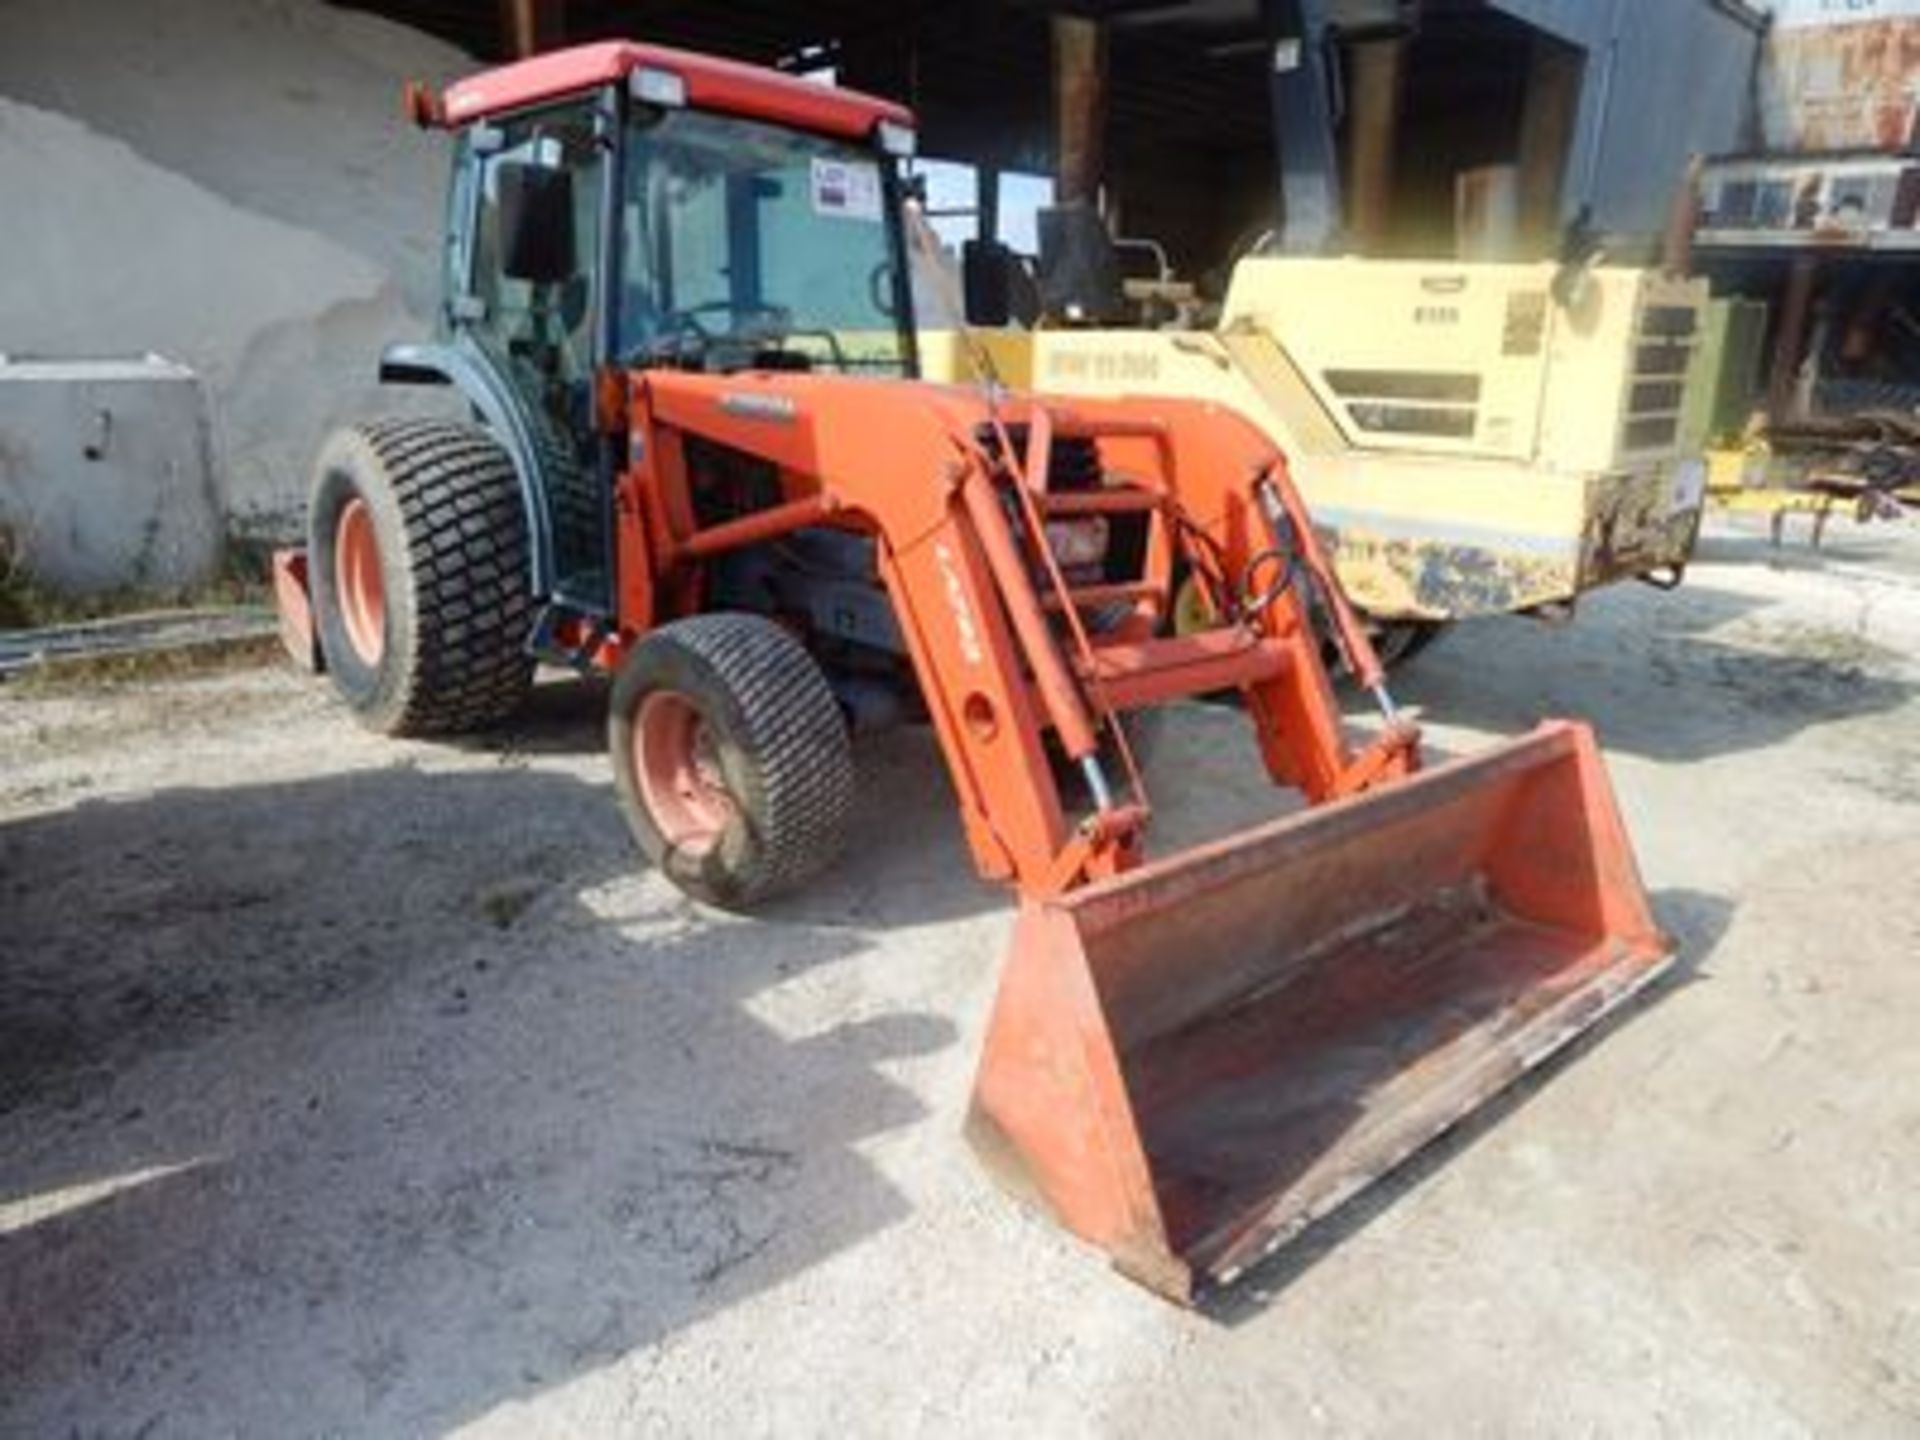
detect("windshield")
[618,107,912,375]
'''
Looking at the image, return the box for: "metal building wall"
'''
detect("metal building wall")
[1493,0,1764,236]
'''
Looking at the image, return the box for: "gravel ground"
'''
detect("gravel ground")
[2,516,1917,1437]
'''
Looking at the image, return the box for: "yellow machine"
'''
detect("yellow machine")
[924,254,1709,655]
[1704,442,1920,546]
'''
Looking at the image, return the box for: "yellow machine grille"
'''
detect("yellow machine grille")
[1623,304,1699,456]
[1323,369,1481,440]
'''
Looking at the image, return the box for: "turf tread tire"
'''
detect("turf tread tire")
[609,613,854,910]
[308,418,534,736]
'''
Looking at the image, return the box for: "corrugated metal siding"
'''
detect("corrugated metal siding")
[1494,0,1763,235]
[1760,1,1920,151]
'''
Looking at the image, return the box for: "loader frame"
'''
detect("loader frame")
[599,370,1416,892]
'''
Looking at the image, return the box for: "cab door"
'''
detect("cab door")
[454,98,612,613]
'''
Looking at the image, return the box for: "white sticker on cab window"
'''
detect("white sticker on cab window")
[810,157,882,222]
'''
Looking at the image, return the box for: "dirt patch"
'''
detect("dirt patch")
[1648,621,1906,713]
[2,518,1917,1435]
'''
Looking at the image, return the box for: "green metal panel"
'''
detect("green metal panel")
[1683,296,1769,450]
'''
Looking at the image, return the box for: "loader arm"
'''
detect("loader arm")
[616,368,1413,894]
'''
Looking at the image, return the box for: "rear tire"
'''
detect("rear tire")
[609,613,854,909]
[308,419,535,736]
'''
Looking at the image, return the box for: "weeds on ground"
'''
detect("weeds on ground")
[0,526,275,632]
[9,635,285,693]
[2,525,284,689]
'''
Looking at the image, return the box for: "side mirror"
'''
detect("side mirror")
[962,240,1016,327]
[495,160,575,285]
[1036,204,1127,325]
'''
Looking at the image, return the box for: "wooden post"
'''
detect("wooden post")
[1053,15,1108,209]
[1516,34,1584,257]
[1767,254,1819,425]
[1661,154,1704,278]
[500,0,566,59]
[1345,36,1406,254]
[979,165,1002,248]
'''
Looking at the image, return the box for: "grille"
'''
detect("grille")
[1621,303,1699,457]
[1641,305,1698,340]
[1325,369,1481,440]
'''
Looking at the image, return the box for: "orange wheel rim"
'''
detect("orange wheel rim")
[334,496,385,665]
[633,692,735,857]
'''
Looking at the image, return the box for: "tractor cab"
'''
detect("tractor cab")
[395,43,920,613]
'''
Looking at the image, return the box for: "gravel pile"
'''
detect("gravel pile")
[0,0,473,535]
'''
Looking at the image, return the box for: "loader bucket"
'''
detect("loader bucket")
[969,720,1672,1301]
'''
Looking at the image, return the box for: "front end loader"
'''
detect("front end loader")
[276,40,1673,1301]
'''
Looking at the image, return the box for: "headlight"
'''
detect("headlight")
[875,119,917,157]
[631,67,688,108]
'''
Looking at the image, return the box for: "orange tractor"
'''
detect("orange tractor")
[276,41,1673,1300]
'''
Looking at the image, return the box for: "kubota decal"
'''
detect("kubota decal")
[932,540,984,666]
[719,392,798,423]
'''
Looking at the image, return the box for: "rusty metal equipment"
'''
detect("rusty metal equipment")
[1707,439,1919,548]
[276,40,1674,1301]
[974,721,1666,1296]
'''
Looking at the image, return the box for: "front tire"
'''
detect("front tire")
[609,613,854,909]
[308,419,535,736]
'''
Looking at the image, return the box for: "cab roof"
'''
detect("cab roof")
[437,40,914,140]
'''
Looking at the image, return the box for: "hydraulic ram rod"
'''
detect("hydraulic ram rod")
[957,468,1104,763]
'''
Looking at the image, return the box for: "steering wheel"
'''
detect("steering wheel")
[668,300,794,337]
[661,301,859,373]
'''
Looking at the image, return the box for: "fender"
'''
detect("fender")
[379,338,558,597]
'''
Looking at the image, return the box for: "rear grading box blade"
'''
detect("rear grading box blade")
[969,720,1672,1301]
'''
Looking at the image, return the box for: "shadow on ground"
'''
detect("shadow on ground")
[1691,523,1920,579]
[0,622,1783,1426]
[1395,580,1913,763]
[0,759,975,1435]
[454,673,609,761]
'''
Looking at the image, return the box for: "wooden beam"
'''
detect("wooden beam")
[1516,35,1584,258]
[1767,254,1819,426]
[1662,154,1704,278]
[1344,36,1406,254]
[1052,14,1108,209]
[500,0,566,59]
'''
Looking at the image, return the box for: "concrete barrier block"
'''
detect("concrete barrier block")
[0,354,221,596]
